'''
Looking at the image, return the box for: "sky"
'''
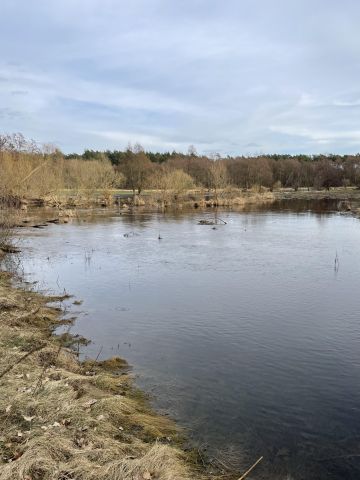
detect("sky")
[1,0,360,155]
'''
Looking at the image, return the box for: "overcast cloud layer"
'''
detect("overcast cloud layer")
[1,0,360,154]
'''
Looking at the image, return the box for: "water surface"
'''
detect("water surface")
[15,203,360,479]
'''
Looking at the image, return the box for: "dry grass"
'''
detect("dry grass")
[0,209,19,253]
[0,151,123,208]
[0,271,207,480]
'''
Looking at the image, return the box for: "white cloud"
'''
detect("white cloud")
[269,125,360,144]
[1,0,360,153]
[333,99,360,107]
[90,130,196,151]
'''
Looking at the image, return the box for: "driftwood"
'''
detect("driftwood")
[198,217,227,225]
[198,219,215,225]
[237,456,263,480]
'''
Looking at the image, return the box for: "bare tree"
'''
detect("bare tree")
[208,159,228,204]
[187,144,198,157]
[120,145,153,195]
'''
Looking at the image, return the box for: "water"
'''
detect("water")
[14,202,360,479]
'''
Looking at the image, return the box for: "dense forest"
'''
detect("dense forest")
[1,134,360,200]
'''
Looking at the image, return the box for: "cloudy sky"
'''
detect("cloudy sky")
[1,0,360,154]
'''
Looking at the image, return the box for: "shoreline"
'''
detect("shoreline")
[0,268,219,479]
[9,188,360,236]
[11,186,360,219]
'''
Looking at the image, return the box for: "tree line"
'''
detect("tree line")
[1,134,360,201]
[66,143,360,193]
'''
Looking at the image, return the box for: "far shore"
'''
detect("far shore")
[11,186,360,223]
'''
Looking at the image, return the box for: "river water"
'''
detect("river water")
[13,201,360,479]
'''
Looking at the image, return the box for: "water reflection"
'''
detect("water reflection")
[11,200,360,480]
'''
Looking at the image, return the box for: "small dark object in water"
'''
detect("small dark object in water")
[123,231,139,238]
[198,220,215,225]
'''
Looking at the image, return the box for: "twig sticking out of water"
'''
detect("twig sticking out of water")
[94,345,103,362]
[84,249,93,264]
[237,456,263,480]
[334,251,339,272]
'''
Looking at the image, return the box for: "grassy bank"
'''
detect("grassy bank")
[273,186,360,202]
[14,186,360,213]
[14,187,276,210]
[0,270,209,480]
